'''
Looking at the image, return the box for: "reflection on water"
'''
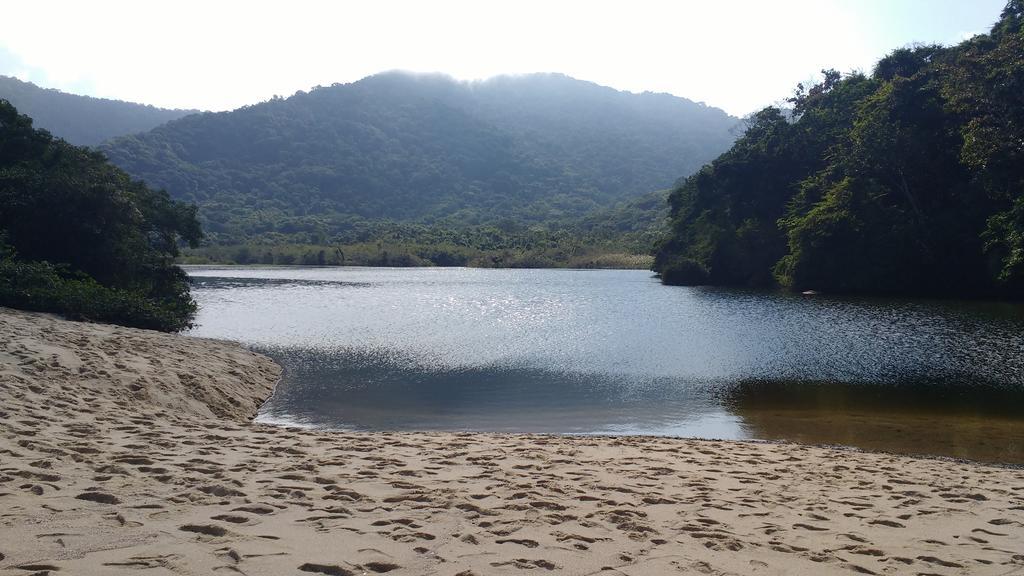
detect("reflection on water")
[186,266,1024,463]
[250,347,743,438]
[725,380,1024,463]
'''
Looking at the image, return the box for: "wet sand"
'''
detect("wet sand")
[1,307,1022,575]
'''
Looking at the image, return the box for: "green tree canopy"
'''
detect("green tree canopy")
[0,99,202,331]
[99,72,737,245]
[655,2,1024,298]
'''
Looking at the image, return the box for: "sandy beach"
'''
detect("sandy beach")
[1,307,1022,576]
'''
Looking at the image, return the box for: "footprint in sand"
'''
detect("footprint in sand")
[179,524,228,537]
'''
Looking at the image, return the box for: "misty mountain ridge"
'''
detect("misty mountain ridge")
[0,75,199,146]
[98,71,738,243]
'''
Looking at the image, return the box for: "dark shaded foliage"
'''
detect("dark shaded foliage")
[655,3,1024,298]
[0,258,195,331]
[0,100,202,331]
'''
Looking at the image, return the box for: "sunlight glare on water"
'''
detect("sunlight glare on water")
[187,266,1024,462]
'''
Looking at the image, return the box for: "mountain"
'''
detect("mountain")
[654,0,1024,297]
[101,72,737,244]
[0,75,198,146]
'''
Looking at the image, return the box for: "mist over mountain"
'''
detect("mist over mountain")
[0,75,198,146]
[100,72,737,243]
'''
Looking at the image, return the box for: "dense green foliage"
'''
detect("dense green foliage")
[182,241,653,270]
[0,100,202,331]
[101,72,735,245]
[180,190,670,268]
[655,2,1024,297]
[0,257,198,331]
[0,75,197,146]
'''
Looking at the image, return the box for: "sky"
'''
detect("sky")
[0,0,1008,117]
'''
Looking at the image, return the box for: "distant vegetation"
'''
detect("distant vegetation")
[181,189,669,268]
[100,72,734,248]
[0,100,202,331]
[655,1,1024,298]
[0,75,197,146]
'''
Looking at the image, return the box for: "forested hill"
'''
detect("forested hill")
[655,0,1024,298]
[101,72,736,244]
[0,76,198,146]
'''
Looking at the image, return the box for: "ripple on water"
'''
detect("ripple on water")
[187,266,1024,463]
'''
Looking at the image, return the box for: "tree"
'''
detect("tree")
[655,1,1024,298]
[0,99,203,331]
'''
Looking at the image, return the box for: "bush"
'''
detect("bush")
[0,258,196,332]
[0,99,202,331]
[658,257,709,285]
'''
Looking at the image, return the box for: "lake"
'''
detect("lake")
[186,266,1024,464]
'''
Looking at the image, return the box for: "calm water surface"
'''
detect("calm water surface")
[186,266,1024,463]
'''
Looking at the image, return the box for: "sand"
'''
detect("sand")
[1,307,1022,576]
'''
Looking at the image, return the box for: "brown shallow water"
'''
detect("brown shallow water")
[726,381,1024,464]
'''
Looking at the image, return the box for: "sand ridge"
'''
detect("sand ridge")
[1,307,1022,575]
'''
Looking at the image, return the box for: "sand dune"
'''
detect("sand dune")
[1,307,1022,575]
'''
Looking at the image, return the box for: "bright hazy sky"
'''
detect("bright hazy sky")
[0,0,1007,117]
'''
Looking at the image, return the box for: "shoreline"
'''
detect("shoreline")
[2,307,1022,575]
[257,424,1024,473]
[182,263,657,272]
[183,263,1024,304]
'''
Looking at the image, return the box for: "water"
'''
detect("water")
[186,266,1024,463]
